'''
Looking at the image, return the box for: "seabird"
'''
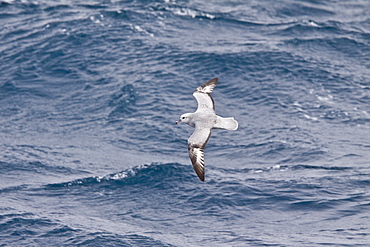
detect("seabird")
[176,78,238,181]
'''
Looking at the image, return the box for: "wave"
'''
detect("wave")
[46,162,194,188]
[42,162,364,213]
[45,162,356,188]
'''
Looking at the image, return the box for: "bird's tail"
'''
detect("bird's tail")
[214,116,238,130]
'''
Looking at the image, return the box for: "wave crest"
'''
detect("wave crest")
[46,163,191,188]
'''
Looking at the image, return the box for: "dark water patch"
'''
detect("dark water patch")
[0,212,56,242]
[0,184,28,194]
[0,81,18,97]
[288,199,338,211]
[76,3,108,10]
[0,1,12,8]
[108,84,138,119]
[40,225,79,239]
[291,164,353,171]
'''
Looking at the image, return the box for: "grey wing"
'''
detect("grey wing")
[188,127,212,182]
[193,78,218,111]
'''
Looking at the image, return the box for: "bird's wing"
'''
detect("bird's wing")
[193,78,218,112]
[188,127,212,182]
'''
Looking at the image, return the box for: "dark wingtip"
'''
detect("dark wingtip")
[196,171,205,182]
[207,77,218,85]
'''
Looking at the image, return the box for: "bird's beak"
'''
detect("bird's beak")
[175,120,181,124]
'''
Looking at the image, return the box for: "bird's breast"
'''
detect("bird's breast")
[193,112,216,129]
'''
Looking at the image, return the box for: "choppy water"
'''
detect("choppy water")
[1,0,370,246]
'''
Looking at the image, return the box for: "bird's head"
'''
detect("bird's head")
[176,113,192,124]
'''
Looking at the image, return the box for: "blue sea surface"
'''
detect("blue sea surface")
[1,0,370,246]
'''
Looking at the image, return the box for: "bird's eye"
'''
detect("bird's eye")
[182,117,185,119]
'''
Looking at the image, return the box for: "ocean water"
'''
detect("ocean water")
[1,0,370,246]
